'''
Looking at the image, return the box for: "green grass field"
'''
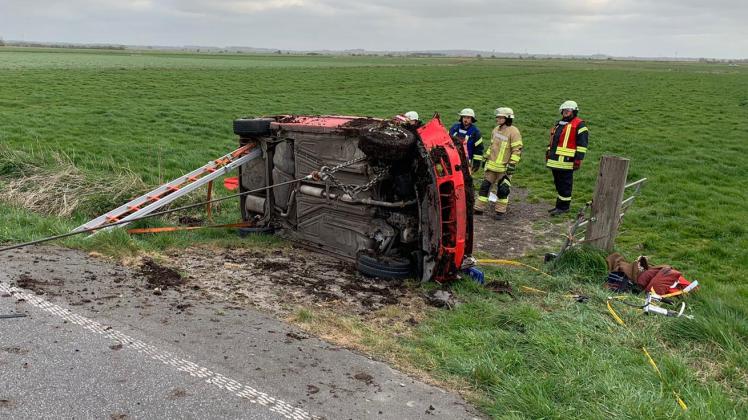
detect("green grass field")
[1,47,747,418]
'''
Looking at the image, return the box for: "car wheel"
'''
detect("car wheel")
[357,254,413,279]
[358,123,416,161]
[238,226,275,237]
[234,118,272,136]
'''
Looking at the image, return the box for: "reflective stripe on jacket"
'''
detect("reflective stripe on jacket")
[546,117,589,170]
[449,123,483,161]
[485,125,522,173]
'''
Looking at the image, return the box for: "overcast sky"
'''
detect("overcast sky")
[1,0,746,58]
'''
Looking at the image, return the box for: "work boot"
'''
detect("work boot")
[549,208,569,217]
[494,212,505,220]
[547,207,558,213]
[473,207,484,215]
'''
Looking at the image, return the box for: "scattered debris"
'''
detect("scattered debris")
[140,258,183,289]
[485,280,514,298]
[425,290,458,309]
[166,388,187,400]
[286,332,308,341]
[0,399,16,409]
[353,372,375,386]
[15,274,63,296]
[2,347,29,355]
[306,385,320,395]
[109,343,123,351]
[177,215,203,226]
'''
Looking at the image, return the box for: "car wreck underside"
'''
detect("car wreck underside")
[235,115,474,283]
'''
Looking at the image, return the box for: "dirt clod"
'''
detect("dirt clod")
[485,280,515,298]
[15,274,63,296]
[2,347,29,355]
[167,388,187,400]
[177,216,203,226]
[140,259,183,289]
[353,372,375,385]
[425,290,458,309]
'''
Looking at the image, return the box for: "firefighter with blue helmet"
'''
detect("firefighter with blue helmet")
[449,108,484,173]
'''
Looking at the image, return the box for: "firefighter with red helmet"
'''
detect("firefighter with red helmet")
[546,100,589,216]
[474,107,523,220]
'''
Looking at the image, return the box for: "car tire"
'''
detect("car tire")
[238,226,275,237]
[234,118,272,136]
[357,254,413,279]
[358,123,416,161]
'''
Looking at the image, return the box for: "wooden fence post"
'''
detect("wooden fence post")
[585,156,630,251]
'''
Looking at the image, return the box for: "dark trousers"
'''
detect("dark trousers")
[552,169,574,210]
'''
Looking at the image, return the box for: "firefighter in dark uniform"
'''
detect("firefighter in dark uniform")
[546,100,589,216]
[449,108,484,173]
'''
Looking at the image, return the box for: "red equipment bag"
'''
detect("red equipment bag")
[636,267,694,295]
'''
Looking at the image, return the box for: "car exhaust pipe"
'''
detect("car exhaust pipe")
[298,185,415,208]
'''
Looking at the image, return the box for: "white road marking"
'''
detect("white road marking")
[0,282,317,420]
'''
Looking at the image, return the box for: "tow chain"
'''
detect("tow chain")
[315,156,389,199]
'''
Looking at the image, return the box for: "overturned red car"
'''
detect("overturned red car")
[234,115,473,282]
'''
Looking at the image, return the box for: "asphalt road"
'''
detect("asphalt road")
[0,247,480,419]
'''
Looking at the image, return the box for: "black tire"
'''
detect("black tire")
[357,254,413,279]
[233,118,272,136]
[358,123,416,161]
[238,226,274,237]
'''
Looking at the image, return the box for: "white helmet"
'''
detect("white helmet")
[458,108,476,121]
[494,107,514,119]
[559,100,579,111]
[404,111,419,121]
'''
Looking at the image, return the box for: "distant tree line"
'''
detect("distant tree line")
[2,40,125,50]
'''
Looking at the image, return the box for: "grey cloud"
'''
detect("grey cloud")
[0,0,745,58]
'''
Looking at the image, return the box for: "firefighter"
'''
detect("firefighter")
[474,107,522,220]
[546,100,589,216]
[404,111,420,126]
[449,108,484,172]
[394,111,421,128]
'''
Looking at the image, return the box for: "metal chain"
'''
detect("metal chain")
[317,156,389,199]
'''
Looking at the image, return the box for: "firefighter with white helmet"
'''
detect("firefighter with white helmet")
[394,111,421,128]
[449,108,484,172]
[474,107,523,219]
[545,100,589,216]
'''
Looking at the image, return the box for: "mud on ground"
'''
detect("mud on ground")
[471,188,561,259]
[166,247,421,319]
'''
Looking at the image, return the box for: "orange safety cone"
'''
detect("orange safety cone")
[223,177,239,191]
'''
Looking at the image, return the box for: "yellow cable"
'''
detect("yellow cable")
[476,259,553,278]
[606,298,688,411]
[521,286,548,294]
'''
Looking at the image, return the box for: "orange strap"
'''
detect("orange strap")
[127,221,253,235]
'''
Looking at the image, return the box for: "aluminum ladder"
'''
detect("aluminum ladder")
[73,144,261,233]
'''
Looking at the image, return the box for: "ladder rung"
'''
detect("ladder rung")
[73,145,260,234]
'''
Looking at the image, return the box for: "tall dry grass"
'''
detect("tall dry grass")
[0,147,146,217]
